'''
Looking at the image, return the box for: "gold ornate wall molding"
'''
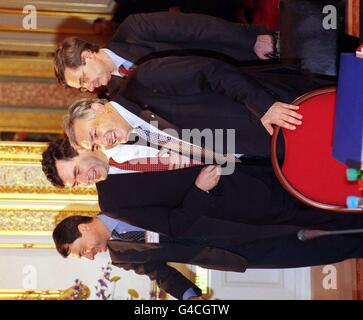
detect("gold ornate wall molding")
[0,142,99,237]
[0,7,113,18]
[0,142,98,201]
[0,9,113,34]
[0,243,55,249]
[0,142,45,163]
[0,110,65,133]
[0,203,99,235]
[0,0,114,76]
[0,57,53,78]
[1,0,116,13]
[0,284,90,300]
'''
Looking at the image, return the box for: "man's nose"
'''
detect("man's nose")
[86,82,95,92]
[93,136,104,148]
[101,135,110,148]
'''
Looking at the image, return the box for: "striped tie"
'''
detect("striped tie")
[109,155,202,172]
[134,126,239,164]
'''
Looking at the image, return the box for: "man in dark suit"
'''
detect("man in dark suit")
[42,139,363,237]
[53,214,363,300]
[62,56,331,160]
[54,12,275,94]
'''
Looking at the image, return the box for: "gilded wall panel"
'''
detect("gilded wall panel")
[0,57,54,78]
[0,142,97,200]
[0,205,99,235]
[0,0,116,13]
[0,142,99,237]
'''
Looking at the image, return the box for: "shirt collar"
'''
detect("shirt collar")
[101,48,128,77]
[97,213,119,233]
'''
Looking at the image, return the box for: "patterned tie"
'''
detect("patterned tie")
[109,154,203,172]
[112,229,207,245]
[111,229,146,243]
[111,229,175,244]
[118,64,134,77]
[134,126,239,164]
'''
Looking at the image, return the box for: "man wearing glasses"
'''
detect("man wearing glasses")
[54,12,276,93]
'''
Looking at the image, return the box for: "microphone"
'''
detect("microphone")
[297,228,363,241]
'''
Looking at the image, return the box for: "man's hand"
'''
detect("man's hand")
[195,165,221,192]
[261,102,303,135]
[254,35,274,60]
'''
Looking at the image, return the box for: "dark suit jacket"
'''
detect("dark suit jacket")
[98,164,303,236]
[107,12,265,64]
[104,12,267,98]
[107,216,301,299]
[115,55,333,157]
[108,239,243,300]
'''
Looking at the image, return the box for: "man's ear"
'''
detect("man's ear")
[80,50,94,63]
[78,223,90,234]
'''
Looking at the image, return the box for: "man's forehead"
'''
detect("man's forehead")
[56,158,75,171]
[73,119,92,146]
[74,117,91,130]
[55,159,76,186]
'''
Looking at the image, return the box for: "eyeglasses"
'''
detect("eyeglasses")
[79,66,89,92]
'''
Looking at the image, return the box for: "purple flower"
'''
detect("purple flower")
[98,279,108,288]
[149,291,156,299]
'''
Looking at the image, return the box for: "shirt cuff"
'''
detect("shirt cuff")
[182,287,199,300]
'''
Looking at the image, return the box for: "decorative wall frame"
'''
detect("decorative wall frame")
[0,284,90,299]
[0,141,99,238]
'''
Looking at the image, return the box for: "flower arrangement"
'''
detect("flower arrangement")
[69,279,89,300]
[72,262,140,300]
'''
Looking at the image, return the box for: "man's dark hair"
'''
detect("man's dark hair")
[53,215,94,258]
[41,138,79,188]
[54,37,100,85]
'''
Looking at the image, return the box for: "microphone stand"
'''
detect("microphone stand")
[297,228,363,241]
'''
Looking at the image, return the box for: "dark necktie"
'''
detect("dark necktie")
[111,229,146,243]
[111,229,206,245]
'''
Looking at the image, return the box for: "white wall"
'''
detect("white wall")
[0,235,151,300]
[208,268,311,300]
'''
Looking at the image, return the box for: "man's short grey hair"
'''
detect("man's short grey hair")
[64,98,108,147]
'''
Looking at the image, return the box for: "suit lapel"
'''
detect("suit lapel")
[106,42,139,64]
[107,239,248,272]
[113,89,181,133]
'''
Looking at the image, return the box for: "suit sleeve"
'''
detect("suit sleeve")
[111,12,267,61]
[114,260,202,300]
[104,185,212,237]
[132,56,277,117]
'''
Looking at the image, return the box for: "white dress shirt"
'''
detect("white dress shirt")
[101,48,134,78]
[104,143,159,175]
[103,100,199,175]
